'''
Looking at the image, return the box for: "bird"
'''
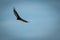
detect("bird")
[13,8,29,23]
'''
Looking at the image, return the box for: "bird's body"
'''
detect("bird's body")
[13,8,29,23]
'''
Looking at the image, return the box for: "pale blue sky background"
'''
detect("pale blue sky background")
[0,0,60,40]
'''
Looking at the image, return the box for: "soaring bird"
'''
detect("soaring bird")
[13,8,29,23]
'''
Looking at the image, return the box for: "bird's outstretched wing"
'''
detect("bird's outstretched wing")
[13,8,29,23]
[13,8,20,18]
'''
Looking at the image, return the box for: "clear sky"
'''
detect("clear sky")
[0,0,60,40]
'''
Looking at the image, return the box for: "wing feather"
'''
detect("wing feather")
[20,18,29,23]
[13,8,20,18]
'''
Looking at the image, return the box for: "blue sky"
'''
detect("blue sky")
[0,0,60,40]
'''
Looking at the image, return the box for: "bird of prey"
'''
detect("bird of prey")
[13,8,29,23]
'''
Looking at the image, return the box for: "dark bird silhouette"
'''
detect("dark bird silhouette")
[13,8,29,23]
